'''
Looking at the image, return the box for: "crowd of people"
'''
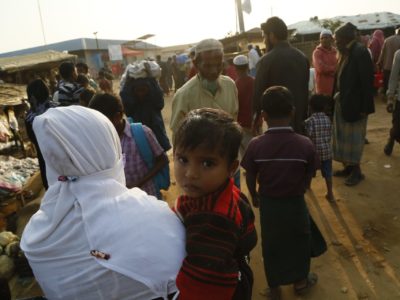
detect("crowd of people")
[13,13,400,300]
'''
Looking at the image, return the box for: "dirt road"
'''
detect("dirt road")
[11,91,400,299]
[162,94,400,300]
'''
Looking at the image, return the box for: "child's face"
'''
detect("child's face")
[174,146,237,198]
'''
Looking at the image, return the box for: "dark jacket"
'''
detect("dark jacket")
[336,42,375,122]
[253,41,310,134]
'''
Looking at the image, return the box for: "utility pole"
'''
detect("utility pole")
[37,0,47,45]
[93,32,99,49]
[235,0,245,33]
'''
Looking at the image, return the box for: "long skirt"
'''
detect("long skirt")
[259,195,326,287]
[332,100,367,165]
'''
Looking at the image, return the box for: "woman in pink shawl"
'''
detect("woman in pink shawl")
[369,30,385,65]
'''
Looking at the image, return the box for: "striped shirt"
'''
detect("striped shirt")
[55,80,84,106]
[304,112,332,161]
[241,127,318,197]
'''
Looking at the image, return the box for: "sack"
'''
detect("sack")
[153,161,170,190]
[129,120,170,191]
[126,61,161,79]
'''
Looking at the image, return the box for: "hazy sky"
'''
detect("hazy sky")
[1,0,399,54]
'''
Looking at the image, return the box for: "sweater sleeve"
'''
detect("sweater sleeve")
[236,193,257,256]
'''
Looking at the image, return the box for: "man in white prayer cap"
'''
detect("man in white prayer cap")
[170,38,239,139]
[312,28,337,96]
[21,105,185,300]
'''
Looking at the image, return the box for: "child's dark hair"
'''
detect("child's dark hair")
[88,93,123,120]
[174,108,242,164]
[261,86,294,119]
[79,88,96,107]
[59,61,75,80]
[76,62,89,73]
[309,94,331,113]
[26,79,49,103]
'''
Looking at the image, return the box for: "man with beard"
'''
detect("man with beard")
[252,17,309,134]
[332,22,374,186]
[170,38,238,140]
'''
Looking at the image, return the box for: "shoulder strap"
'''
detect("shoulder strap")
[129,121,154,169]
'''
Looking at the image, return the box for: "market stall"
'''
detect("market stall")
[0,83,44,299]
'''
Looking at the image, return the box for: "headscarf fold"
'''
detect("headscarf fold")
[21,106,185,298]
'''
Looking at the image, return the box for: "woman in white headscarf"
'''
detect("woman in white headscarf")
[21,106,185,300]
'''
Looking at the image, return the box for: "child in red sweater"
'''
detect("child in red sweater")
[172,108,257,300]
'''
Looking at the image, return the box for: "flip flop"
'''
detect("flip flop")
[294,272,318,295]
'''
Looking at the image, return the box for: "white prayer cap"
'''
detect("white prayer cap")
[320,29,333,38]
[195,39,223,57]
[233,54,249,66]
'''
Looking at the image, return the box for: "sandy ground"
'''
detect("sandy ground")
[161,93,400,300]
[10,90,400,299]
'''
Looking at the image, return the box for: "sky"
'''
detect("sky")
[0,0,399,54]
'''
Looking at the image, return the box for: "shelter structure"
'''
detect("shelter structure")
[288,11,400,60]
[0,38,130,76]
[220,12,400,62]
[0,50,76,84]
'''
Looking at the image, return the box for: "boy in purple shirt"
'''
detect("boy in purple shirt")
[241,86,326,300]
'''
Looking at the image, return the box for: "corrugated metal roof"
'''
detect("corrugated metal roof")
[288,11,400,35]
[0,50,76,72]
[0,38,130,58]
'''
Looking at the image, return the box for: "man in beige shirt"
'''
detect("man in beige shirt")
[170,38,238,139]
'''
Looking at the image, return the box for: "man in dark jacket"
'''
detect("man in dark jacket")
[253,17,309,134]
[332,22,375,186]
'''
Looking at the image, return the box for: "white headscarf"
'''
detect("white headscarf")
[21,106,185,298]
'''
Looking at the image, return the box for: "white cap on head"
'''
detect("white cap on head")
[320,29,333,38]
[233,54,249,66]
[195,39,223,56]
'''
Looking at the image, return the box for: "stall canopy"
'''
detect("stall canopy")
[0,50,77,73]
[0,84,26,106]
[121,47,144,57]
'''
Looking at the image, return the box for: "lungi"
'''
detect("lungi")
[259,195,326,287]
[333,100,367,164]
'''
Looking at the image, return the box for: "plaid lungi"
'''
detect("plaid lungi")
[332,100,367,164]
